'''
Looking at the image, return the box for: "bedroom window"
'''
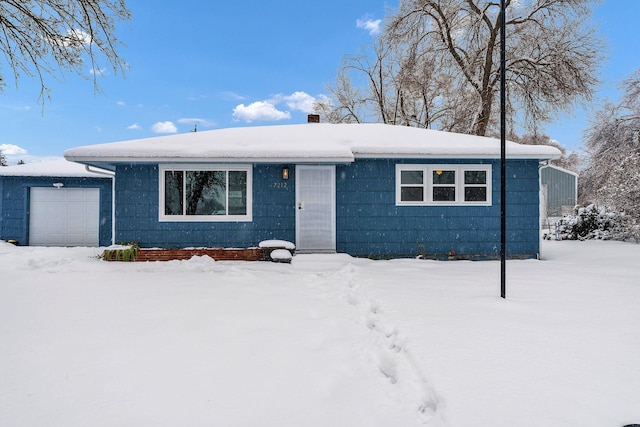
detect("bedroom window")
[396,164,491,206]
[399,169,425,202]
[463,170,488,202]
[432,169,456,202]
[159,165,252,221]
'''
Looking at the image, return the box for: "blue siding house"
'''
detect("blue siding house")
[64,123,560,259]
[0,159,113,247]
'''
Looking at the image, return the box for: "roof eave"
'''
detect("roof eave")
[64,155,356,167]
[66,152,559,167]
[541,163,579,176]
[354,152,561,160]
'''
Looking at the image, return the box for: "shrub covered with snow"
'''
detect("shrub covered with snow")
[258,240,296,251]
[555,204,639,242]
[270,249,293,263]
[259,239,295,262]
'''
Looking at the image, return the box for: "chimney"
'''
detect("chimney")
[307,114,320,123]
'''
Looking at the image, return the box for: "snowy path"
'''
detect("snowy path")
[308,262,442,423]
[332,263,439,417]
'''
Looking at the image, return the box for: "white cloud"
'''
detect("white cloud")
[232,91,323,123]
[356,16,382,35]
[116,101,126,107]
[151,121,178,134]
[0,144,29,165]
[45,28,91,50]
[0,144,28,156]
[68,28,92,45]
[127,123,142,130]
[274,91,317,114]
[54,28,91,48]
[90,67,106,76]
[232,101,291,123]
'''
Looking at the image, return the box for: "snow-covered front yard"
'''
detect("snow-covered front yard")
[1,240,639,426]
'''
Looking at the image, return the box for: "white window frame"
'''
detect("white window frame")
[159,164,252,222]
[396,164,492,206]
[396,166,427,205]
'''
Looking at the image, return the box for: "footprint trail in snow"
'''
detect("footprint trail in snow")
[327,263,443,424]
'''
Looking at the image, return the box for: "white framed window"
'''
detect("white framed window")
[396,164,492,206]
[398,168,426,204]
[159,164,252,222]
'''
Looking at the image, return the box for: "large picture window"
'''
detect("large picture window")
[396,164,492,206]
[160,165,252,221]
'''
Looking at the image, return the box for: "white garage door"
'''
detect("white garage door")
[29,187,100,246]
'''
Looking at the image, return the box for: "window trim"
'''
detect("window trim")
[396,164,492,206]
[159,164,252,222]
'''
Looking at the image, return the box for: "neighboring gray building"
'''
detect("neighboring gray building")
[540,164,578,224]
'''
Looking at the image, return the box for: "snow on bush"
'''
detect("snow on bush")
[555,204,639,242]
[258,239,296,250]
[270,249,293,263]
[260,239,296,262]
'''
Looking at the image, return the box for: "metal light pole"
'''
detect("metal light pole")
[500,0,507,299]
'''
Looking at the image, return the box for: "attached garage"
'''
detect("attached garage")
[0,159,113,247]
[29,187,101,246]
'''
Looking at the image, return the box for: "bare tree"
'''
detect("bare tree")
[0,0,130,101]
[321,0,602,137]
[315,67,366,124]
[581,69,640,219]
[0,150,8,166]
[513,132,580,171]
[316,30,460,129]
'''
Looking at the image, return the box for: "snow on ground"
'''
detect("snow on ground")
[1,240,638,426]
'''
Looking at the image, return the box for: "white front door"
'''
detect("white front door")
[29,187,100,246]
[295,165,336,253]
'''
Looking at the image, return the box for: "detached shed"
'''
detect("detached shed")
[0,159,113,247]
[540,164,578,224]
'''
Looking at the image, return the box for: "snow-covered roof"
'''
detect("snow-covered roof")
[64,123,561,170]
[541,163,579,177]
[0,158,112,178]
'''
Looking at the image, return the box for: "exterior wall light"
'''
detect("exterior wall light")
[282,166,289,180]
[53,182,64,189]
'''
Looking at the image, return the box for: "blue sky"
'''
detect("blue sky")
[1,0,638,164]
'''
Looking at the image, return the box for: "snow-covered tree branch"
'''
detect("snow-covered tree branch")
[581,68,640,221]
[0,0,130,102]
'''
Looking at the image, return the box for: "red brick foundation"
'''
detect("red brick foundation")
[103,247,266,262]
